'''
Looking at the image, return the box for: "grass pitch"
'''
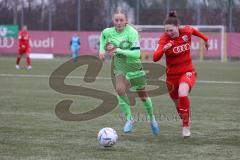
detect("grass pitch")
[0,56,239,160]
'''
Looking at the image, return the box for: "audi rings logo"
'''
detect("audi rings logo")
[0,37,15,48]
[173,43,190,54]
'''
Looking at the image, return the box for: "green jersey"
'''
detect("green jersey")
[99,24,142,74]
[99,24,146,89]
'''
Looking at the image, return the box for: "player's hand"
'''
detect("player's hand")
[105,43,115,52]
[21,45,26,48]
[99,54,105,61]
[205,41,210,50]
[106,48,116,56]
[105,43,116,56]
[163,41,173,51]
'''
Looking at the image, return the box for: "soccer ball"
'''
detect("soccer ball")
[97,127,118,147]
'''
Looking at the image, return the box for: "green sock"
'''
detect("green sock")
[117,95,132,120]
[142,97,155,121]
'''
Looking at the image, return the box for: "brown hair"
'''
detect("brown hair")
[113,9,140,30]
[164,10,180,26]
[113,9,128,20]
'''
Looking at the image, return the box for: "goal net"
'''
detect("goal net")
[136,25,226,62]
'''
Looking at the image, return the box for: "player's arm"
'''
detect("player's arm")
[115,30,140,59]
[153,36,167,62]
[191,27,209,50]
[18,32,22,40]
[191,27,208,42]
[99,31,107,55]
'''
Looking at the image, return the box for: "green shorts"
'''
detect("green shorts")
[126,70,146,91]
[113,57,147,91]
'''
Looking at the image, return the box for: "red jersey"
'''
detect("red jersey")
[18,30,30,47]
[153,26,208,77]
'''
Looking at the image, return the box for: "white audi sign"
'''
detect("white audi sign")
[0,37,15,48]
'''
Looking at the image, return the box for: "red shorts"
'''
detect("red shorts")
[18,44,30,55]
[166,71,197,100]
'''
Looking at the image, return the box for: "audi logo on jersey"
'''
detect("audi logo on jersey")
[172,43,190,54]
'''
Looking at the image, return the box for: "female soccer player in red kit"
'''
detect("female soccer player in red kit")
[153,11,209,138]
[16,25,32,69]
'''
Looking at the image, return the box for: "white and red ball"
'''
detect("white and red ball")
[97,127,118,147]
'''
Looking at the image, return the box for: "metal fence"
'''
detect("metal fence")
[0,0,239,32]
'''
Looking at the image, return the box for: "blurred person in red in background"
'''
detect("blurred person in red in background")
[16,25,32,69]
[153,11,209,138]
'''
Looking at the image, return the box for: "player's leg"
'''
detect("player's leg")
[166,77,181,118]
[125,70,150,118]
[71,47,77,62]
[74,50,78,62]
[127,70,159,135]
[178,82,190,126]
[75,47,79,61]
[16,49,23,69]
[72,49,78,62]
[178,82,191,137]
[178,72,197,137]
[26,50,32,69]
[137,89,159,135]
[115,75,133,133]
[71,47,74,59]
[26,54,32,69]
[137,89,154,120]
[16,54,22,69]
[16,48,24,69]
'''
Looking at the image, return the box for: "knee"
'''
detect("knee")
[178,82,190,97]
[178,89,188,97]
[116,86,126,96]
[137,90,148,101]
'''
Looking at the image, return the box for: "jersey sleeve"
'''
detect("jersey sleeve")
[190,26,208,42]
[153,34,167,62]
[115,29,140,59]
[18,32,22,40]
[99,30,108,55]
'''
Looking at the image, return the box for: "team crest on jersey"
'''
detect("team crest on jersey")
[182,35,188,42]
[186,72,192,78]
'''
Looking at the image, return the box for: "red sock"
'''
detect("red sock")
[26,56,31,66]
[176,105,181,119]
[178,96,190,127]
[16,57,21,65]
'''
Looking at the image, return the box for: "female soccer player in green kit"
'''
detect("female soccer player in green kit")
[99,10,159,135]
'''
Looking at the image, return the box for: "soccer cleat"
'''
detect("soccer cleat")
[123,120,134,133]
[182,126,191,138]
[16,65,20,69]
[150,120,160,135]
[27,65,32,69]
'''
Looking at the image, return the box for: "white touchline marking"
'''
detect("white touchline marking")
[1,74,240,85]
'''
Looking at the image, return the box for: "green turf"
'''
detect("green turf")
[0,57,239,160]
